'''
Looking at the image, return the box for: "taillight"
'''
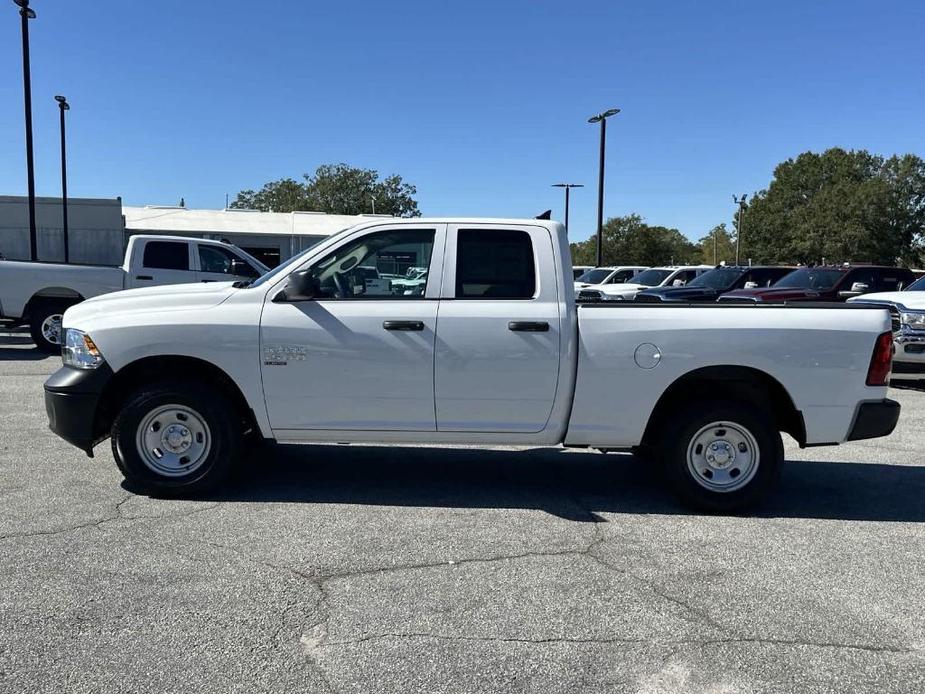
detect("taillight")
[866,331,894,386]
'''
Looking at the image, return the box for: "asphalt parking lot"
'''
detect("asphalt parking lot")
[1,335,923,694]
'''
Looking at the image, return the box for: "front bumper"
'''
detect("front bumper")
[891,332,925,380]
[43,364,113,456]
[847,399,901,441]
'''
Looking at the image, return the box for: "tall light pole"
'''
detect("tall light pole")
[551,183,583,233]
[14,0,38,261]
[588,108,620,267]
[55,95,70,263]
[733,194,748,265]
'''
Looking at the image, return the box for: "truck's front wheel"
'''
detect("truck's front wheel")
[658,400,783,512]
[111,382,241,496]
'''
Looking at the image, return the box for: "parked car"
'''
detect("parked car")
[44,218,899,512]
[572,265,594,280]
[0,235,268,352]
[574,266,647,290]
[848,274,925,382]
[719,265,916,304]
[636,265,793,303]
[578,265,714,302]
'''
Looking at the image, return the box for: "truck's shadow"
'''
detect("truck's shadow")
[191,443,925,523]
[0,334,49,361]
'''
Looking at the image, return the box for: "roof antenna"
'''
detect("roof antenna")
[179,197,185,208]
[535,209,552,220]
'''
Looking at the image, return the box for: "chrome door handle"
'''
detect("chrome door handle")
[383,320,425,331]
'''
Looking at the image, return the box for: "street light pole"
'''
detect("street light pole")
[55,96,70,263]
[733,194,748,265]
[551,183,583,233]
[588,108,620,267]
[14,0,38,261]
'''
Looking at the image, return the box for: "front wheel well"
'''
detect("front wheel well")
[93,356,260,444]
[641,365,805,447]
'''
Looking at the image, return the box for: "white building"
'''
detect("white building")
[0,195,381,268]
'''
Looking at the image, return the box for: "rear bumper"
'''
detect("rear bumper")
[43,364,113,455]
[847,399,901,441]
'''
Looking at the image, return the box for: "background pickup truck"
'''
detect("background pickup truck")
[1,235,268,352]
[44,218,900,511]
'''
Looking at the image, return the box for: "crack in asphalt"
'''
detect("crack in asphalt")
[0,495,219,541]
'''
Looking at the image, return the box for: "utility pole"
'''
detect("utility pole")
[733,194,748,265]
[14,0,38,260]
[588,108,620,266]
[55,96,70,263]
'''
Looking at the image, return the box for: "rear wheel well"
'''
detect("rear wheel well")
[93,356,260,443]
[641,365,805,447]
[24,289,84,320]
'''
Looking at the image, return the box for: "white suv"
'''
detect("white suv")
[573,266,646,292]
[577,265,714,302]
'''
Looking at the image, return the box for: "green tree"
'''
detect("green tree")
[698,223,734,265]
[231,163,420,217]
[740,149,925,265]
[569,214,700,266]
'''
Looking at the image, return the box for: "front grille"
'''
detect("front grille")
[634,293,662,303]
[577,290,603,302]
[892,361,925,375]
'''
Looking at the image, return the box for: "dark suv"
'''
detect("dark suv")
[635,266,793,303]
[719,266,916,303]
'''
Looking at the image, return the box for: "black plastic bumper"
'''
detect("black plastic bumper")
[43,364,113,456]
[847,399,901,442]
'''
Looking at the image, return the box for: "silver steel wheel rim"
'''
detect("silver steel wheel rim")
[686,420,760,493]
[135,404,212,477]
[41,314,63,345]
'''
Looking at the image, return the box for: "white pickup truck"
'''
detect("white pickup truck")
[849,278,925,382]
[44,218,900,511]
[1,235,268,352]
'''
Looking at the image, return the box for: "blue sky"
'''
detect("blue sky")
[1,1,922,243]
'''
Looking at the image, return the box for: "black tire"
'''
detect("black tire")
[655,399,783,513]
[29,301,70,354]
[111,381,242,496]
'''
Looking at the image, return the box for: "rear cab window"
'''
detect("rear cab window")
[143,241,190,271]
[455,229,536,299]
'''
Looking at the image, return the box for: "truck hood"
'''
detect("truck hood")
[635,286,723,302]
[719,287,827,302]
[849,291,925,309]
[599,282,648,295]
[66,281,238,324]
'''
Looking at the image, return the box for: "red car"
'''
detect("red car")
[719,265,916,303]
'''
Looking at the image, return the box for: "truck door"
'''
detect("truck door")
[434,225,562,433]
[127,239,197,288]
[259,225,445,431]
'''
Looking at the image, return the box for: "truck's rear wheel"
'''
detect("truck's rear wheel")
[657,400,783,512]
[111,382,241,496]
[29,302,69,354]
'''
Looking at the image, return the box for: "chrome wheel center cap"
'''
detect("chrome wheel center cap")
[162,425,192,453]
[705,440,735,468]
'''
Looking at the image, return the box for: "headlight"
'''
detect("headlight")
[900,311,925,330]
[603,294,625,301]
[62,329,105,369]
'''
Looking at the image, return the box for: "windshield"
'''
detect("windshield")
[632,269,673,287]
[687,267,744,290]
[577,268,612,283]
[905,275,925,291]
[774,268,845,290]
[248,224,361,288]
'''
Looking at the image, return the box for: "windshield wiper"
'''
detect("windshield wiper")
[232,280,253,289]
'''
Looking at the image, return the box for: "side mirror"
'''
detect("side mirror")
[838,282,870,299]
[275,269,319,302]
[743,281,759,289]
[672,279,686,287]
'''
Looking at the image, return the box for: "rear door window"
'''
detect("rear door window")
[455,229,536,299]
[143,241,190,271]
